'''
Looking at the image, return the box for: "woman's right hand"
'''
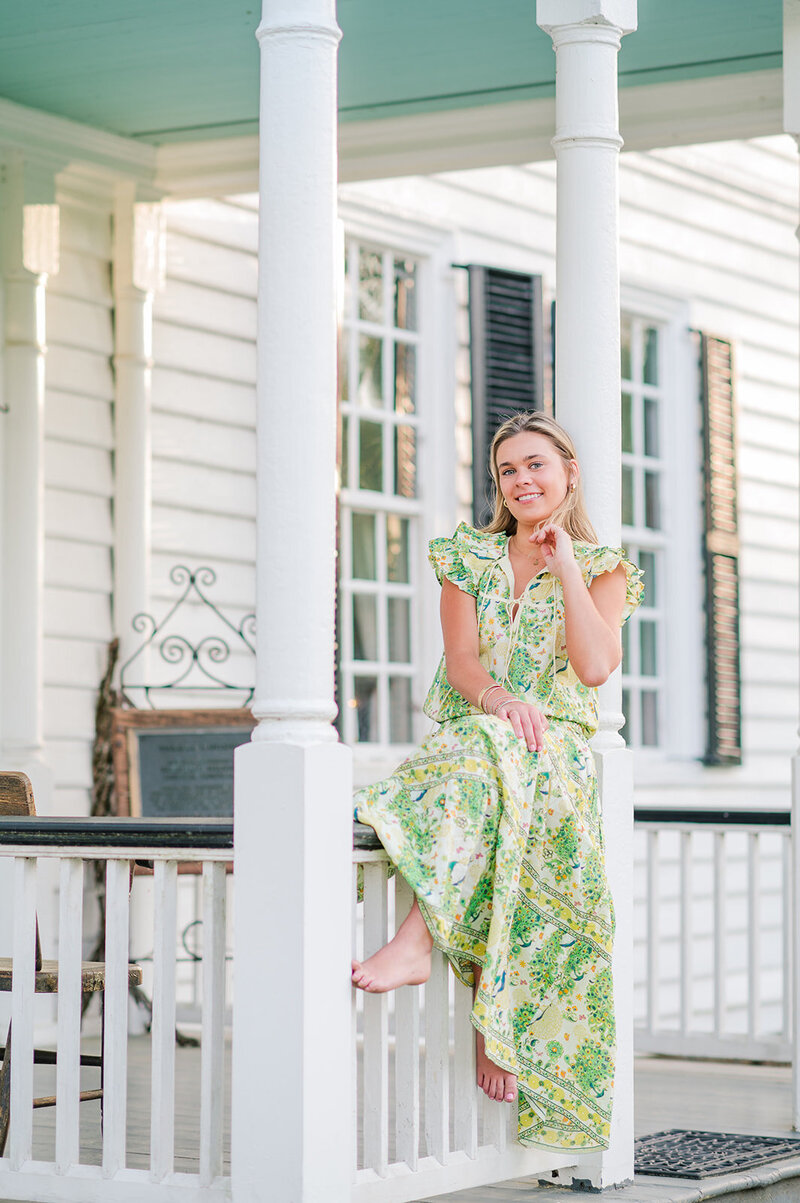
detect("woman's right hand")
[493,698,549,753]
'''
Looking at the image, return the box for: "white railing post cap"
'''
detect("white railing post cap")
[537,0,637,35]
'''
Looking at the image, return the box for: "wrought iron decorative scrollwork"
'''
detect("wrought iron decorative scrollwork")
[119,565,256,708]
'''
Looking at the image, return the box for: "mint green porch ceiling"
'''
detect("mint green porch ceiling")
[0,0,781,143]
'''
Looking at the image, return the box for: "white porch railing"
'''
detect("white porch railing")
[0,817,232,1203]
[352,849,577,1203]
[634,808,792,1062]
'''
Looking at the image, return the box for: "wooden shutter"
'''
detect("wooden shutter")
[468,266,544,526]
[700,333,742,766]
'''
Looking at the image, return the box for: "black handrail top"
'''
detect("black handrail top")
[634,807,789,827]
[0,817,233,849]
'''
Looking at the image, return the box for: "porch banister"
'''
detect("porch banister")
[783,0,800,1137]
[536,0,637,1188]
[232,3,353,1203]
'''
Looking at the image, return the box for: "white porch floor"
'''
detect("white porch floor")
[20,1042,799,1198]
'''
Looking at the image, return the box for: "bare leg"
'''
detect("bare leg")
[473,975,517,1103]
[352,897,433,993]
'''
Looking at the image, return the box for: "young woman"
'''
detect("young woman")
[352,411,643,1152]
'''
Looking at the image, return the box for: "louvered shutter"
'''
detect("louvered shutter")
[468,266,544,526]
[700,333,742,766]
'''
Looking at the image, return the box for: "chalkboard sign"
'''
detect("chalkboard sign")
[111,709,255,819]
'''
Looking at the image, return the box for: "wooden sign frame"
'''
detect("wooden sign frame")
[111,708,255,820]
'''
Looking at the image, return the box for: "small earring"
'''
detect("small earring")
[501,497,509,509]
[570,482,576,492]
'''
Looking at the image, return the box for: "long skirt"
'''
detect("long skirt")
[354,713,615,1152]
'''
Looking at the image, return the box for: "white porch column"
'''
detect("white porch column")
[0,155,59,810]
[231,3,352,1202]
[537,0,637,1189]
[783,0,800,1136]
[112,183,164,667]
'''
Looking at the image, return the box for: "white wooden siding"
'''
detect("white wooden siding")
[151,199,258,645]
[43,197,115,818]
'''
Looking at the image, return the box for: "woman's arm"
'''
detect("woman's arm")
[534,524,627,687]
[440,577,547,751]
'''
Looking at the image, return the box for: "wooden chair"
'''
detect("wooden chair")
[0,771,142,1156]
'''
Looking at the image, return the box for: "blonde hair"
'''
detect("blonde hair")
[483,411,598,543]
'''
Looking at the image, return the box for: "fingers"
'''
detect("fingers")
[498,702,548,753]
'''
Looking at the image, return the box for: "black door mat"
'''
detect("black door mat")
[635,1129,800,1179]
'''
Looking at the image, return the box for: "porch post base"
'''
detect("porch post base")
[231,736,353,1203]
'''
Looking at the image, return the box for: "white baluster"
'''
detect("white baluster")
[394,876,420,1170]
[362,862,389,1175]
[56,857,84,1172]
[150,859,178,1180]
[747,832,761,1041]
[452,969,477,1158]
[424,950,449,1163]
[103,858,131,1175]
[481,1090,507,1153]
[679,830,692,1036]
[200,862,226,1186]
[9,857,37,1169]
[646,829,659,1033]
[352,863,360,1176]
[782,833,792,1045]
[713,831,727,1039]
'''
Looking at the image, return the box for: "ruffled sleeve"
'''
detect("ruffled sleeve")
[428,522,505,599]
[575,543,644,625]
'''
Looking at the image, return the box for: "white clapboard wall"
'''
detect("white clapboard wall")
[43,193,115,819]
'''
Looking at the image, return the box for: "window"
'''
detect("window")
[620,314,667,749]
[338,241,421,745]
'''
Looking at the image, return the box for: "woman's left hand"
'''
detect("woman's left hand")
[531,524,578,581]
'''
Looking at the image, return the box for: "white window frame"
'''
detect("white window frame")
[337,198,457,786]
[620,284,705,769]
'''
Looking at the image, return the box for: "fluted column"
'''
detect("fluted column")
[231,3,353,1201]
[0,155,59,809]
[783,0,800,1136]
[537,0,637,1188]
[112,182,165,668]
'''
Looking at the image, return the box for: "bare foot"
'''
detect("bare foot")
[475,1028,517,1102]
[352,899,433,993]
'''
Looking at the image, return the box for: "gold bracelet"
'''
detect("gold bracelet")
[478,683,504,713]
[489,691,515,716]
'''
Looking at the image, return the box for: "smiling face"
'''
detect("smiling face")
[495,431,577,528]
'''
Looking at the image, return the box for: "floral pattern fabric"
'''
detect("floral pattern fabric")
[355,523,643,1151]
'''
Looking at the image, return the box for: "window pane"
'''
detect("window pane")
[353,676,378,742]
[621,315,632,381]
[622,466,634,526]
[358,249,383,323]
[640,620,657,677]
[394,342,416,414]
[387,515,410,583]
[394,258,417,331]
[359,420,383,492]
[643,327,659,385]
[621,393,633,454]
[344,241,354,321]
[389,677,412,743]
[358,335,382,407]
[388,597,411,662]
[339,413,348,488]
[641,690,658,746]
[639,549,656,606]
[644,398,659,458]
[338,330,349,402]
[644,471,661,530]
[353,594,378,661]
[621,620,630,668]
[394,424,417,498]
[352,513,376,579]
[621,688,631,744]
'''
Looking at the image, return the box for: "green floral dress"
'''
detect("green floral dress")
[355,522,643,1152]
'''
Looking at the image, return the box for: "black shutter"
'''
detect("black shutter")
[468,266,544,526]
[699,333,742,766]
